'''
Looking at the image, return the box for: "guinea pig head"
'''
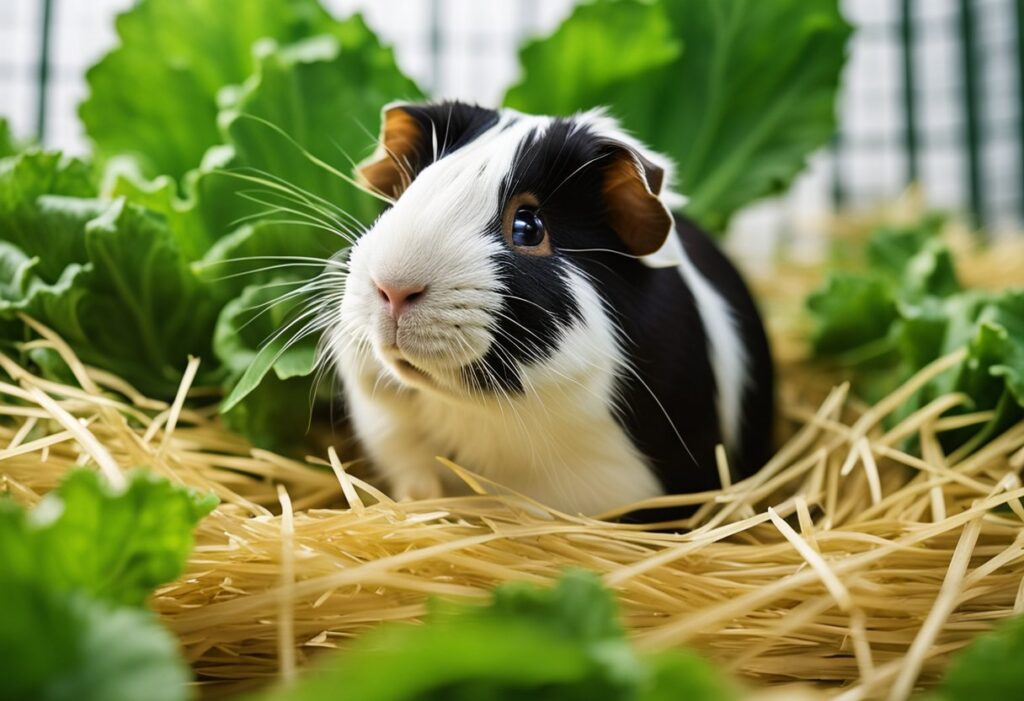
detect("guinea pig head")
[335,101,677,399]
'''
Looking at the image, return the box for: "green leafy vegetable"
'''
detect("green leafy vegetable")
[251,570,736,701]
[0,469,215,701]
[935,615,1024,701]
[0,152,225,395]
[507,0,851,230]
[214,281,321,451]
[0,582,192,701]
[1,469,217,606]
[807,221,1024,447]
[81,0,339,180]
[85,11,420,443]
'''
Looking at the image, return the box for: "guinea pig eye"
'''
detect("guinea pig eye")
[502,193,550,256]
[511,207,545,247]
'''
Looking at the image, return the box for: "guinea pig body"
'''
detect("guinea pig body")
[329,101,773,518]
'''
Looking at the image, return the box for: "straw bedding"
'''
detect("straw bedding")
[2,236,1024,701]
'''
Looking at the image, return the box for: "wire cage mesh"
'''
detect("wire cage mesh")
[1,0,1023,236]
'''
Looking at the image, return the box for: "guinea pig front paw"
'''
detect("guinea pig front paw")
[391,470,444,502]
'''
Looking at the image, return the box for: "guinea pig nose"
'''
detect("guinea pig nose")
[374,280,427,319]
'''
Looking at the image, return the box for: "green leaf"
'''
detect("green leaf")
[214,24,423,233]
[0,169,226,396]
[505,1,681,116]
[977,291,1024,405]
[937,615,1024,701]
[200,24,420,438]
[506,0,851,230]
[0,583,190,701]
[807,272,898,357]
[251,570,736,701]
[807,220,1024,452]
[640,650,737,701]
[215,281,320,450]
[0,151,97,281]
[1,470,216,607]
[222,370,318,453]
[81,0,339,180]
[865,219,944,281]
[107,16,422,264]
[0,240,40,301]
[215,280,319,397]
[0,117,17,158]
[0,469,212,701]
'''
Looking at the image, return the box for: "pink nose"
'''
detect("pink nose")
[374,280,426,319]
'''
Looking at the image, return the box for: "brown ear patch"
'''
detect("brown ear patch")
[602,151,673,257]
[356,107,424,200]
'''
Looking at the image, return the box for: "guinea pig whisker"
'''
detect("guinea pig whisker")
[240,275,345,310]
[497,292,563,319]
[235,278,343,338]
[557,247,647,260]
[459,341,531,438]
[234,192,362,245]
[233,190,358,236]
[503,136,549,200]
[235,215,357,245]
[206,262,341,283]
[233,188,346,224]
[198,261,345,285]
[227,167,371,238]
[215,169,347,224]
[203,254,340,265]
[538,152,612,208]
[236,281,342,315]
[488,321,621,417]
[373,140,415,195]
[234,173,348,220]
[231,113,393,205]
[344,118,406,201]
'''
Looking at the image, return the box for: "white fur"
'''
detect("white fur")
[646,231,749,453]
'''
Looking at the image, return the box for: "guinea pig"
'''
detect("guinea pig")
[327,100,774,519]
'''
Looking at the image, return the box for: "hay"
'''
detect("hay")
[2,268,1024,700]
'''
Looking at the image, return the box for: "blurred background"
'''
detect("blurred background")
[2,0,1023,245]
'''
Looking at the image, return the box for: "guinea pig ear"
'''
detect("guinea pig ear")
[600,144,674,257]
[356,104,425,200]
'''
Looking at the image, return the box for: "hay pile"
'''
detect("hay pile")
[2,240,1024,701]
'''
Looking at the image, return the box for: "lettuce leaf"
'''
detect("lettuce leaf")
[0,583,191,701]
[935,615,1024,701]
[214,280,320,450]
[251,570,736,701]
[1,470,217,606]
[109,19,423,255]
[0,148,227,395]
[81,0,339,180]
[0,469,215,701]
[807,223,1024,447]
[0,151,96,280]
[506,0,851,230]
